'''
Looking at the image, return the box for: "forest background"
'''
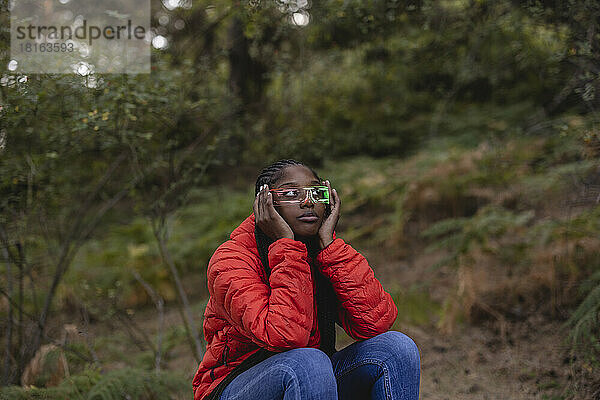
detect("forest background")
[1,0,599,399]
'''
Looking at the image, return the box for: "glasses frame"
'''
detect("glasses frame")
[269,185,330,205]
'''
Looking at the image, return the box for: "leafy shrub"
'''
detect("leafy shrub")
[0,369,188,400]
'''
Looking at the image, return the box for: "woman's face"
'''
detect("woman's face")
[272,165,326,238]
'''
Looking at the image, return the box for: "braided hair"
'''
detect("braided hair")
[254,159,338,356]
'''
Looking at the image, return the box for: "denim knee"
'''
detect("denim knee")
[280,348,337,395]
[282,347,334,375]
[377,331,420,369]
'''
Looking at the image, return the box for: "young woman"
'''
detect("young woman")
[192,159,420,400]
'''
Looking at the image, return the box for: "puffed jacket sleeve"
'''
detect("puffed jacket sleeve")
[316,238,398,340]
[207,237,314,351]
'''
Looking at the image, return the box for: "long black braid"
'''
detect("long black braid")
[206,159,338,400]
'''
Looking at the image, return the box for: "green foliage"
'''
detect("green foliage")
[564,274,600,363]
[0,369,99,400]
[243,0,571,162]
[560,208,600,365]
[528,205,600,247]
[422,205,534,270]
[86,369,188,400]
[131,351,158,372]
[32,348,62,388]
[64,186,254,310]
[0,369,188,400]
[64,343,95,377]
[162,325,189,357]
[390,284,442,327]
[309,0,413,47]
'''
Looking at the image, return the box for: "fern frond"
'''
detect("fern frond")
[421,217,468,238]
[564,283,600,352]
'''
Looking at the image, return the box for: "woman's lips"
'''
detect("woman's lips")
[297,215,319,223]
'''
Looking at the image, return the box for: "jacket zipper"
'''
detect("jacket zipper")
[223,330,230,366]
[209,329,231,381]
[223,344,230,366]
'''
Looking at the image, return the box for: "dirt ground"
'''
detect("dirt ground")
[406,317,574,400]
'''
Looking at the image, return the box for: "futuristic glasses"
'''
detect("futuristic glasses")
[269,185,330,205]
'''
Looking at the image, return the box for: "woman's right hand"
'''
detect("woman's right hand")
[254,184,294,241]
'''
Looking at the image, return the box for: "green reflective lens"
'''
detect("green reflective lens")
[271,185,330,204]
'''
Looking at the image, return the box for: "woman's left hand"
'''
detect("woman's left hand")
[318,180,341,250]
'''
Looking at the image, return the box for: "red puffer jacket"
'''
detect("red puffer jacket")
[192,213,398,400]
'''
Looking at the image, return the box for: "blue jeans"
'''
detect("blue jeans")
[218,331,420,400]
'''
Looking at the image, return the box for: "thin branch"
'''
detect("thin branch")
[113,310,156,353]
[66,151,129,247]
[152,220,205,362]
[132,271,165,372]
[1,244,14,385]
[0,287,38,323]
[79,306,101,368]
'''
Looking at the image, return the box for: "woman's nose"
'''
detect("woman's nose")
[300,192,316,208]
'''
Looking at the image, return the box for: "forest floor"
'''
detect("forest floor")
[404,316,573,400]
[96,290,581,400]
[363,248,591,400]
[82,246,590,400]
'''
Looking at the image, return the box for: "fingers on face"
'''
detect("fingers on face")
[324,180,339,208]
[254,185,263,217]
[260,184,271,218]
[259,184,266,217]
[253,186,261,216]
